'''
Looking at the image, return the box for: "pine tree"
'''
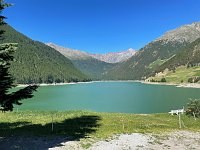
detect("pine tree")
[0,0,38,111]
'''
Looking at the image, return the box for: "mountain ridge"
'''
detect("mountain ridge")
[46,43,116,79]
[156,22,200,43]
[104,22,200,80]
[0,25,88,84]
[46,43,136,63]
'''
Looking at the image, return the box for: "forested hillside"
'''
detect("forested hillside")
[0,25,89,84]
[105,22,200,80]
[157,38,200,72]
[104,40,188,80]
[72,58,116,79]
[47,43,117,79]
[146,37,200,83]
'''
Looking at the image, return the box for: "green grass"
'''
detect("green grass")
[148,56,175,70]
[148,66,200,83]
[148,59,167,69]
[0,110,200,140]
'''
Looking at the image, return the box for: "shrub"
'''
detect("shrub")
[160,78,166,82]
[188,77,193,83]
[150,79,156,82]
[186,99,200,118]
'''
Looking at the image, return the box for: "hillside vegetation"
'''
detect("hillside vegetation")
[72,59,116,79]
[0,25,89,84]
[105,40,188,80]
[147,66,200,83]
[147,37,200,83]
[157,38,200,72]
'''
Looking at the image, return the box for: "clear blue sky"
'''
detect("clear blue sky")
[3,0,200,54]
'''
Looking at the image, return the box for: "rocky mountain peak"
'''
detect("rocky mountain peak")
[156,22,200,43]
[46,43,137,63]
[46,43,91,60]
[91,49,137,63]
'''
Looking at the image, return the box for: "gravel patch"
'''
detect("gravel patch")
[88,134,150,150]
[148,131,200,150]
[1,131,200,150]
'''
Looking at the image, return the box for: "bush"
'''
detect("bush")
[194,76,200,83]
[186,99,200,118]
[160,78,166,82]
[188,77,193,83]
[150,79,156,82]
[188,76,200,83]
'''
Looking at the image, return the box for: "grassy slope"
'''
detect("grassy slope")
[147,66,200,83]
[147,55,175,70]
[147,59,168,70]
[0,111,200,139]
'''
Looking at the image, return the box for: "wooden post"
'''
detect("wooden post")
[178,113,181,128]
[51,115,54,132]
[193,112,196,120]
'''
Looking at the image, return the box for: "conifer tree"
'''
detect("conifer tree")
[0,0,38,111]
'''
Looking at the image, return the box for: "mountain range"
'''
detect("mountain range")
[46,43,135,79]
[89,48,136,63]
[104,22,200,80]
[2,21,200,83]
[46,43,136,63]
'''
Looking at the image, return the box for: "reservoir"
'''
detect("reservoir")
[15,82,200,113]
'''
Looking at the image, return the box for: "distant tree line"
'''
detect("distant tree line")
[149,77,166,83]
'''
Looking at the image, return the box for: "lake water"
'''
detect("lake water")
[15,82,200,114]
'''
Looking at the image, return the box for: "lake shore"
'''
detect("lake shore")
[141,81,200,88]
[17,81,93,87]
[17,80,200,89]
[17,80,137,87]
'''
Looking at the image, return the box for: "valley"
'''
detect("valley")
[1,1,200,150]
[1,22,200,84]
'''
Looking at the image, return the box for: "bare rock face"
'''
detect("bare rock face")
[156,22,200,43]
[90,48,136,63]
[46,43,92,60]
[46,43,136,63]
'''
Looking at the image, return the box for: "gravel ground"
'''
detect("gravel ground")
[88,134,150,150]
[148,131,200,150]
[1,131,200,150]
[50,131,200,150]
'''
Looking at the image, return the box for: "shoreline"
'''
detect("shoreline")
[141,81,200,88]
[17,81,94,87]
[17,80,138,87]
[17,80,200,89]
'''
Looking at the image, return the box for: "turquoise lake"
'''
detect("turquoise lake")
[15,82,200,114]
